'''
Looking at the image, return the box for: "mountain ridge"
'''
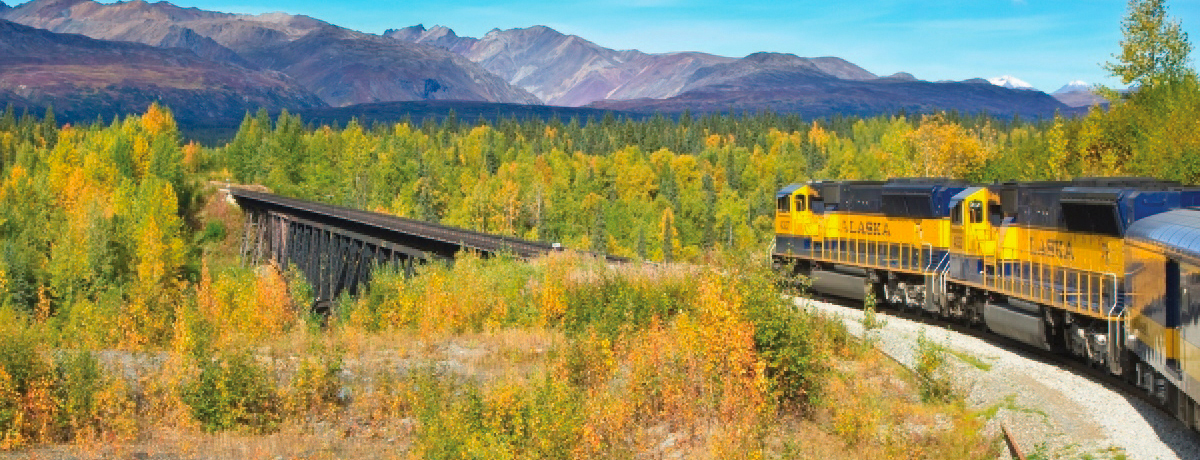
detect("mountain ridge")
[2,0,540,106]
[391,23,1068,117]
[589,73,1068,119]
[988,75,1035,91]
[0,18,325,124]
[1053,80,1091,94]
[1051,81,1108,108]
[388,24,887,107]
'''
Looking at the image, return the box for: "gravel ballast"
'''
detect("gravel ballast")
[799,296,1200,460]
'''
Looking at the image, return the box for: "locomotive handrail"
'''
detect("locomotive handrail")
[1105,272,1120,316]
[929,247,951,301]
[921,242,934,271]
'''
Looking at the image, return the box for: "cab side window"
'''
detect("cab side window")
[969,201,984,224]
[795,195,807,212]
[777,195,791,213]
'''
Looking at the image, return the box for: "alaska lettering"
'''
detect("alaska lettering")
[1031,239,1074,261]
[842,220,891,236]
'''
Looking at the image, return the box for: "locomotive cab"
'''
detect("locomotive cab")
[949,187,1002,274]
[775,184,801,236]
[775,184,823,237]
[775,184,825,258]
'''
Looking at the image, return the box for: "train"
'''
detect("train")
[772,177,1200,431]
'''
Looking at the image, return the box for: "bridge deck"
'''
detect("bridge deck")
[229,188,562,260]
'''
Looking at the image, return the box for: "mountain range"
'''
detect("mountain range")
[0,0,1092,128]
[587,55,1066,119]
[388,23,1070,117]
[0,18,323,124]
[1,0,537,108]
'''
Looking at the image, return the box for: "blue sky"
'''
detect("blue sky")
[84,1,1200,92]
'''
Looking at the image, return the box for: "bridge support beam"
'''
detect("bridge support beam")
[238,206,430,306]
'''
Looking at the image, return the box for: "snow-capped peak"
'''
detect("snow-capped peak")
[1053,80,1092,94]
[988,75,1036,91]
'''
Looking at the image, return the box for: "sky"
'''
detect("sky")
[60,0,1200,92]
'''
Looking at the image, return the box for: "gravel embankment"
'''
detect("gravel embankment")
[799,297,1200,460]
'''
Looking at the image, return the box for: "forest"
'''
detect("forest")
[0,0,1195,456]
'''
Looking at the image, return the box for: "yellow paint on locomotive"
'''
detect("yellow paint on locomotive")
[775,184,820,237]
[1014,228,1124,276]
[949,187,999,258]
[823,214,949,248]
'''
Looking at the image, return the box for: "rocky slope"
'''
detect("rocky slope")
[246,27,541,106]
[391,24,737,106]
[0,18,325,124]
[2,0,540,106]
[1052,81,1108,108]
[385,24,477,54]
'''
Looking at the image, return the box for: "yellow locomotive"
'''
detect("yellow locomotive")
[774,178,1200,430]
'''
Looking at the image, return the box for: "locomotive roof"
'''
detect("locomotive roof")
[1126,208,1200,265]
[776,184,804,196]
[1070,177,1182,189]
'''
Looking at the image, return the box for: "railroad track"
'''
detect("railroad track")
[804,291,1198,455]
[821,292,1170,413]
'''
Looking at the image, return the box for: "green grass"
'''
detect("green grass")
[978,394,1050,425]
[945,348,992,371]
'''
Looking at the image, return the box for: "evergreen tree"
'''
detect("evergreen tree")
[0,104,15,132]
[40,105,57,149]
[636,226,647,260]
[660,208,676,263]
[701,174,717,248]
[590,203,607,253]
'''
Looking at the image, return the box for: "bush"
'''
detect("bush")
[54,351,136,443]
[285,348,343,418]
[914,330,958,404]
[559,265,697,338]
[0,331,135,449]
[410,371,584,460]
[181,351,281,433]
[0,326,56,449]
[743,264,843,410]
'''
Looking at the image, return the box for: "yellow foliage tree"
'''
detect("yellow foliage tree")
[124,178,185,347]
[905,115,992,179]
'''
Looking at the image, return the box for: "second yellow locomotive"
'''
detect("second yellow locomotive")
[774,178,1200,431]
